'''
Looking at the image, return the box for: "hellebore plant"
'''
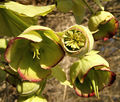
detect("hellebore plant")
[61,25,94,57]
[0,0,118,101]
[70,51,116,97]
[5,25,65,82]
[88,11,119,40]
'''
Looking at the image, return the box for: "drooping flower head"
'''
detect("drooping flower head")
[88,11,119,41]
[5,26,65,82]
[70,51,116,97]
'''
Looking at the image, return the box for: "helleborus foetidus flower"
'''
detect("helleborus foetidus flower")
[88,11,119,41]
[17,80,46,96]
[70,51,116,97]
[5,25,65,82]
[61,25,94,57]
[18,95,47,102]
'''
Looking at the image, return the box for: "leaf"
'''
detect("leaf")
[52,65,73,88]
[52,66,66,82]
[72,1,86,24]
[1,1,55,17]
[56,0,73,13]
[0,9,36,37]
[0,1,55,37]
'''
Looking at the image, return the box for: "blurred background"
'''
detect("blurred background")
[0,0,120,102]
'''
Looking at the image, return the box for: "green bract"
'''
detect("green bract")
[88,11,119,40]
[70,51,116,97]
[0,1,55,37]
[61,25,94,57]
[5,26,65,82]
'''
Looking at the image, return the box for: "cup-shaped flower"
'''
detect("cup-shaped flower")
[5,26,65,82]
[61,25,94,57]
[70,51,116,97]
[88,11,119,41]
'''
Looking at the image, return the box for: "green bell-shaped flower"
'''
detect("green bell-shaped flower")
[88,11,119,41]
[5,26,65,82]
[70,51,116,97]
[61,25,94,57]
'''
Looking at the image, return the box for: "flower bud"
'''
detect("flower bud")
[70,51,116,97]
[88,11,119,40]
[61,25,94,57]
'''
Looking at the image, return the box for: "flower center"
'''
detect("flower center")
[31,43,40,59]
[64,29,86,51]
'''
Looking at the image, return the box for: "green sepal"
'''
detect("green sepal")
[5,26,65,77]
[17,81,40,96]
[5,38,51,81]
[70,50,116,97]
[70,50,109,84]
[88,11,118,40]
[88,11,114,31]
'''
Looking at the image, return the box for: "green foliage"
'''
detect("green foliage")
[0,1,55,37]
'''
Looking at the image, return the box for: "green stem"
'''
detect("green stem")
[82,0,94,14]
